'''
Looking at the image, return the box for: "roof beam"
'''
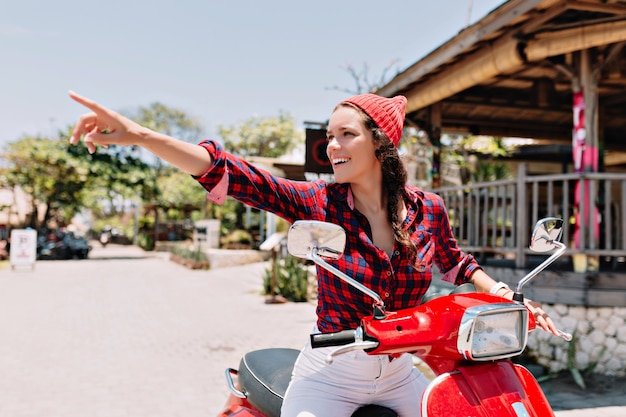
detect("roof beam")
[603,91,626,106]
[520,2,569,33]
[442,117,570,139]
[604,152,626,166]
[567,0,626,15]
[397,17,626,114]
[526,19,626,60]
[442,100,571,116]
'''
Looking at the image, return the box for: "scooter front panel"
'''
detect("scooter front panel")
[421,362,555,417]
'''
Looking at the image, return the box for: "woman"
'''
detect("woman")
[69,91,559,416]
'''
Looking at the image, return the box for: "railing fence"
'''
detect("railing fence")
[434,164,626,269]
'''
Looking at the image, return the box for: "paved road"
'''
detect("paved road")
[0,244,623,416]
[0,244,316,417]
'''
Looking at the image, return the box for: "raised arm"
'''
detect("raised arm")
[68,91,212,176]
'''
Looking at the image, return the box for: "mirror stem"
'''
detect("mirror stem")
[515,239,566,294]
[311,248,386,314]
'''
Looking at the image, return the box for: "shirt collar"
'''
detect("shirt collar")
[330,183,423,215]
[347,186,355,210]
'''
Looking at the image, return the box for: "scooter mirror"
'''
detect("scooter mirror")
[287,220,346,261]
[529,217,564,253]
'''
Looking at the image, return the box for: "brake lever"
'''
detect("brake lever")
[325,340,379,364]
[556,329,573,342]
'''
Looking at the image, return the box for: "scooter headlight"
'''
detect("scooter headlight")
[457,304,528,360]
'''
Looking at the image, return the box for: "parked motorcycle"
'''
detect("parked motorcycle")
[219,217,572,417]
[99,226,112,247]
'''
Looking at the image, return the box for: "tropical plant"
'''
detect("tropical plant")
[263,254,310,302]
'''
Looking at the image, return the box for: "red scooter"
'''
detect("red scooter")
[219,217,572,416]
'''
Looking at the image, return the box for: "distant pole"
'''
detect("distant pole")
[466,0,473,27]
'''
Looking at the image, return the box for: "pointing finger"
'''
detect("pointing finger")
[69,90,104,113]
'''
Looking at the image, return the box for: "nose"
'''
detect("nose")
[326,137,339,156]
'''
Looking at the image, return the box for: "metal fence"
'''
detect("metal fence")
[433,165,626,268]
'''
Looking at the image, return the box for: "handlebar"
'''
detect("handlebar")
[311,328,379,363]
[310,330,356,348]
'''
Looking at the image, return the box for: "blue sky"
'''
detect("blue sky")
[0,0,504,147]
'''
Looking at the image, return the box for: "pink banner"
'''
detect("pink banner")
[572,89,599,249]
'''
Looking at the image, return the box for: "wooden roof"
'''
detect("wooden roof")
[377,0,626,162]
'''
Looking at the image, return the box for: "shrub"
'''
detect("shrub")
[169,243,210,270]
[263,254,309,302]
[220,229,253,248]
[137,232,155,251]
[171,244,209,263]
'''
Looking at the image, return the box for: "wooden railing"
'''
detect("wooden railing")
[433,165,626,269]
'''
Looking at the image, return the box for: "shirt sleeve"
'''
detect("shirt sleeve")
[191,140,229,204]
[192,139,326,224]
[426,192,483,285]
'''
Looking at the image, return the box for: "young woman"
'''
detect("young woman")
[70,91,559,416]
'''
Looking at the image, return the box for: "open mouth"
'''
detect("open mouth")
[332,158,350,166]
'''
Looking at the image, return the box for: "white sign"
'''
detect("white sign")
[259,232,286,251]
[193,219,220,249]
[10,229,37,269]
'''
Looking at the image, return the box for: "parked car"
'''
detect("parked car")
[37,231,91,260]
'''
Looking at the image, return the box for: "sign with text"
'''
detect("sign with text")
[10,229,37,269]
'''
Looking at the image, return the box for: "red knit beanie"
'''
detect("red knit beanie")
[342,93,407,147]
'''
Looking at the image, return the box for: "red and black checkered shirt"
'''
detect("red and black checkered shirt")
[195,140,482,332]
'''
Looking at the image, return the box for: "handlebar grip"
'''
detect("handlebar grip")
[310,330,356,348]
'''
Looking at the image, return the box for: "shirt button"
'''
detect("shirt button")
[386,271,392,277]
[384,292,390,298]
[394,250,400,256]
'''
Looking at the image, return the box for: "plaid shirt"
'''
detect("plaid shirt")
[195,140,482,332]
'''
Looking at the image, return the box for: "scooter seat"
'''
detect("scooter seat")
[238,348,300,417]
[237,347,398,417]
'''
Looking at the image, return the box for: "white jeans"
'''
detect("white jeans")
[281,335,429,417]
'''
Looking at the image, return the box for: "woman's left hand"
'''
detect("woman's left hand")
[524,298,560,336]
[471,271,564,338]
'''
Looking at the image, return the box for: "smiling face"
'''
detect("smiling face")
[326,104,381,185]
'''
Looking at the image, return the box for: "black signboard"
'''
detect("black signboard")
[305,128,332,174]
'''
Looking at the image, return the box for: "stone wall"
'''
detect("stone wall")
[526,304,626,377]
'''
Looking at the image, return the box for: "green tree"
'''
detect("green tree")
[3,134,104,228]
[1,128,153,230]
[156,166,208,218]
[442,135,515,183]
[215,113,304,234]
[1,103,203,239]
[218,112,302,158]
[125,102,204,144]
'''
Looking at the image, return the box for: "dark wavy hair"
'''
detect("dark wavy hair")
[336,102,417,261]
